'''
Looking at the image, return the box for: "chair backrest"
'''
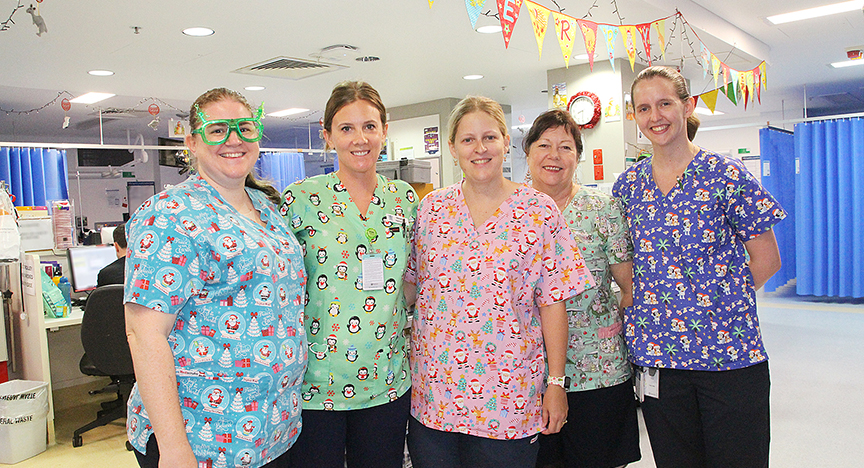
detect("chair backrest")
[81,284,134,376]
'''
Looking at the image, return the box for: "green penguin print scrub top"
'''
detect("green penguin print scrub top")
[281,172,418,410]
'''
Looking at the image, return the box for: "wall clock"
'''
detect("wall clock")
[567,91,602,129]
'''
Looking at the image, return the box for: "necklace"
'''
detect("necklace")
[558,184,577,212]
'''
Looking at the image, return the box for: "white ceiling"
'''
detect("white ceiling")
[1,0,862,147]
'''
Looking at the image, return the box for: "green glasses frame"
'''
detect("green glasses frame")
[191,103,265,145]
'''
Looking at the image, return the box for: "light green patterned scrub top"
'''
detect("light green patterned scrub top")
[280,173,418,410]
[561,185,634,391]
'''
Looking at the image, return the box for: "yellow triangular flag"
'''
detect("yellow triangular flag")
[553,12,577,68]
[711,54,721,89]
[701,89,719,114]
[429,0,433,7]
[526,0,550,59]
[760,62,768,89]
[653,19,666,61]
[619,25,638,72]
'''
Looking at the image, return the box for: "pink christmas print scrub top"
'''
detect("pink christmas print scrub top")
[405,183,594,440]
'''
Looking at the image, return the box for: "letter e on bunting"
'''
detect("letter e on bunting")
[497,0,523,49]
[577,20,598,71]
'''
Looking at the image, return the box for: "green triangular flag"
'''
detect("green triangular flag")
[725,82,737,106]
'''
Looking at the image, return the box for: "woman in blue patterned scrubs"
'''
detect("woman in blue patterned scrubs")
[613,66,785,468]
[125,88,306,468]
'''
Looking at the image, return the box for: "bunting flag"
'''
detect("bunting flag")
[526,1,550,59]
[725,81,737,106]
[577,20,598,71]
[497,0,524,49]
[700,43,711,78]
[738,72,746,103]
[465,0,486,29]
[429,0,434,7]
[721,63,730,88]
[599,25,619,72]
[760,62,768,89]
[635,23,653,66]
[753,66,762,103]
[553,11,578,68]
[620,25,638,72]
[700,88,719,114]
[729,69,739,101]
[653,19,666,61]
[745,71,755,103]
[711,54,721,88]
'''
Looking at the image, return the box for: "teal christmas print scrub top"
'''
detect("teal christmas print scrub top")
[281,172,418,410]
[124,175,308,468]
[612,150,786,371]
[561,186,634,391]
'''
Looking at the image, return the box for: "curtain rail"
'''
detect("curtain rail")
[0,142,326,153]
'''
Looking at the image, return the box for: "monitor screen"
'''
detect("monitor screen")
[67,245,118,292]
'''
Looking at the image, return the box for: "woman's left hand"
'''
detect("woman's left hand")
[541,385,568,435]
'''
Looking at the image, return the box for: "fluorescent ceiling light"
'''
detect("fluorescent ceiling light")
[830,59,864,68]
[463,74,484,80]
[69,92,115,104]
[182,27,215,37]
[694,107,724,116]
[88,70,114,76]
[573,53,598,61]
[766,0,864,24]
[476,25,502,34]
[268,108,309,117]
[244,86,265,91]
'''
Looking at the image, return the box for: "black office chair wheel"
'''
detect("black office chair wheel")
[73,435,83,448]
[126,440,134,451]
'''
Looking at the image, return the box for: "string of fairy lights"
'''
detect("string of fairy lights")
[0,1,24,32]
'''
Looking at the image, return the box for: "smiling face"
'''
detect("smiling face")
[632,77,694,151]
[324,100,387,178]
[527,126,579,194]
[186,98,259,190]
[450,111,510,186]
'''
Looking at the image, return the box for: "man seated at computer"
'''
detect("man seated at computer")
[97,223,126,287]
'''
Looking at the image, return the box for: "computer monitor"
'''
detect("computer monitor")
[67,245,118,292]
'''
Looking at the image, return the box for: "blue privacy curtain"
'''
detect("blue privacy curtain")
[794,118,864,298]
[758,127,796,292]
[255,152,306,192]
[0,147,69,207]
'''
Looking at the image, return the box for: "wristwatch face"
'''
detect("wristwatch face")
[570,96,595,125]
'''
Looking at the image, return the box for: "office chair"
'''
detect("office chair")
[72,284,135,448]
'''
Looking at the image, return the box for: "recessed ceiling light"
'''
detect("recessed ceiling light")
[476,25,502,34]
[766,0,864,24]
[69,92,116,104]
[830,59,864,68]
[694,107,724,116]
[245,86,266,91]
[182,27,215,37]
[463,75,484,80]
[268,108,309,117]
[88,70,114,76]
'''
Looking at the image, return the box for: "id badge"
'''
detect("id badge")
[635,366,660,401]
[361,254,384,290]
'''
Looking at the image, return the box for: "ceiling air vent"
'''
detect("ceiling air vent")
[233,56,347,80]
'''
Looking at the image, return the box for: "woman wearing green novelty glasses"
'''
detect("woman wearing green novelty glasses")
[280,81,417,468]
[124,88,306,468]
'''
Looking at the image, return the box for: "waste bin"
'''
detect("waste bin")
[0,380,49,464]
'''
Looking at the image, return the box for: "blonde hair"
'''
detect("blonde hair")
[447,96,508,144]
[188,88,280,204]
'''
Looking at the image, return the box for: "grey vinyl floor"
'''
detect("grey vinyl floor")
[10,284,863,468]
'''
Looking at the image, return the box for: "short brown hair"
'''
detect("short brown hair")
[522,109,583,157]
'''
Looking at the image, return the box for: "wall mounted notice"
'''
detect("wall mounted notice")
[23,259,35,296]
